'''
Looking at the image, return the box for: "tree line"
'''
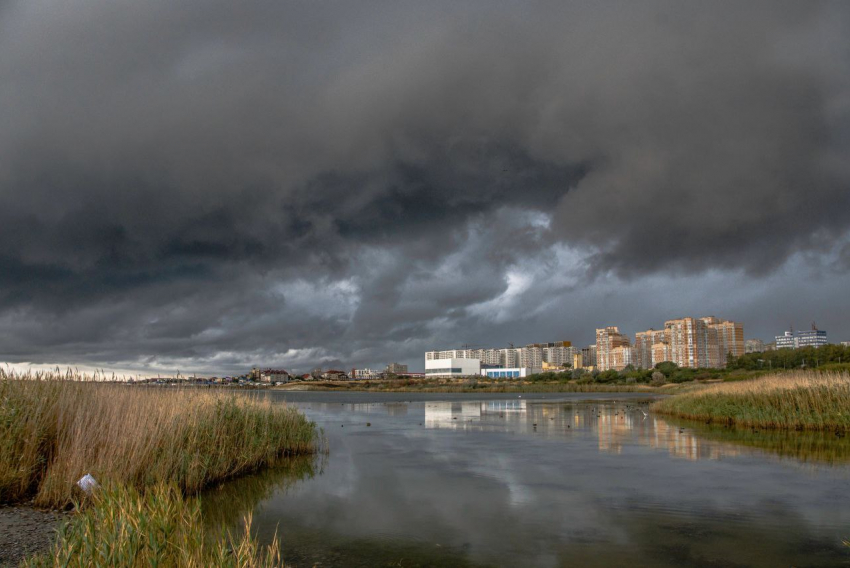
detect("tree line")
[727,344,850,371]
[523,344,850,386]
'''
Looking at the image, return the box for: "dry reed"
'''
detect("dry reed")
[22,482,283,567]
[652,371,850,431]
[0,369,321,508]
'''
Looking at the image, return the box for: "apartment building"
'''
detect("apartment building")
[698,317,722,368]
[518,345,543,369]
[664,317,710,368]
[745,339,765,353]
[609,345,635,371]
[699,317,745,367]
[491,348,514,367]
[478,349,502,365]
[634,328,668,369]
[426,350,468,360]
[651,316,744,369]
[572,352,582,369]
[651,341,672,367]
[596,327,631,371]
[581,345,597,368]
[542,341,576,367]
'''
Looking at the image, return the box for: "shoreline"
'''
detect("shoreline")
[269,379,705,395]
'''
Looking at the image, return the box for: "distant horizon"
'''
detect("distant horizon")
[4,316,845,377]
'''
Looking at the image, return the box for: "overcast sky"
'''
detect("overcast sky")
[1,1,849,375]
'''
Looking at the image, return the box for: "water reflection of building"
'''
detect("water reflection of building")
[595,409,743,461]
[649,419,743,461]
[481,400,526,414]
[349,403,377,414]
[385,403,408,416]
[424,402,483,428]
[420,400,745,462]
[424,400,530,431]
[596,411,637,455]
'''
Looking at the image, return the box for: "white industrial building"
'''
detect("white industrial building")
[426,341,573,371]
[424,358,481,377]
[480,367,541,379]
[775,326,829,349]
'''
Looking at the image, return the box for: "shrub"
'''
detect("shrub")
[670,368,697,383]
[655,361,679,376]
[594,370,620,384]
[650,371,667,386]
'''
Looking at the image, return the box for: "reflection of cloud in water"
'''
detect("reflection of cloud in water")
[200,454,321,529]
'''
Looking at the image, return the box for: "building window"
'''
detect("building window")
[425,368,462,375]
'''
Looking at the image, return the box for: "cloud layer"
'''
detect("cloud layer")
[1,1,849,374]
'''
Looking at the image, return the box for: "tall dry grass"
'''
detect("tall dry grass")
[0,370,321,508]
[652,371,850,431]
[23,482,283,568]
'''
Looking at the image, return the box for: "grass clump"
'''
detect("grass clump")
[0,370,321,508]
[652,371,850,432]
[23,482,282,568]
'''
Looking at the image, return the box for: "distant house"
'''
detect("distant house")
[301,373,312,380]
[258,369,291,383]
[385,362,408,374]
[352,368,382,380]
[322,369,349,381]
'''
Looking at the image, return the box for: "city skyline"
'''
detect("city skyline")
[421,316,836,375]
[3,309,844,376]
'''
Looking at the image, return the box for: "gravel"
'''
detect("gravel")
[0,506,65,566]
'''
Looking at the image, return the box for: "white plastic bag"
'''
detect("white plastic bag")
[76,473,99,494]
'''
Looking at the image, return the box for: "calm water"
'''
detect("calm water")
[207,392,850,567]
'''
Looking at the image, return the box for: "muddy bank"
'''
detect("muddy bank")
[0,506,64,566]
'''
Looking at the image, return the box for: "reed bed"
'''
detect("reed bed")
[23,482,282,567]
[652,371,850,432]
[0,370,321,508]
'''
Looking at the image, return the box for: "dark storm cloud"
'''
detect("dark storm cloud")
[1,0,849,373]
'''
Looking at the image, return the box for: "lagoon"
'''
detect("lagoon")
[209,392,850,567]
